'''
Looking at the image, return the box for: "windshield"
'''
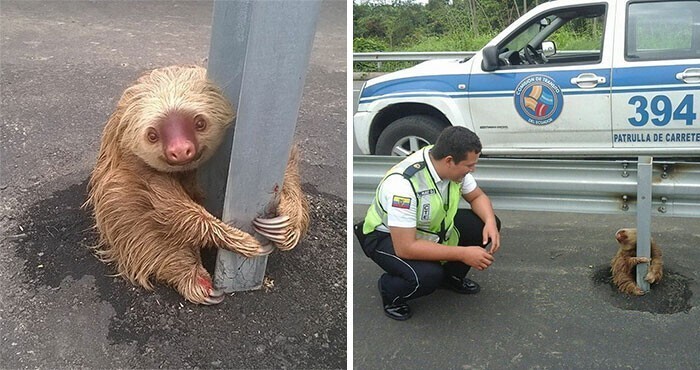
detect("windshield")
[504,21,542,52]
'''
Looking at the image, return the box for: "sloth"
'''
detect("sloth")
[85,65,309,305]
[611,228,663,296]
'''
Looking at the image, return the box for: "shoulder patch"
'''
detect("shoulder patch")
[402,161,426,178]
[391,195,412,209]
[417,189,436,197]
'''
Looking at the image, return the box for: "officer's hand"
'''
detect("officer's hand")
[482,220,500,255]
[460,246,494,271]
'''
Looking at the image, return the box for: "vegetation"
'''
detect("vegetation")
[354,1,694,72]
[353,0,547,71]
[354,0,545,49]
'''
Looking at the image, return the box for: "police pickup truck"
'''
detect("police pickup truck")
[354,0,700,157]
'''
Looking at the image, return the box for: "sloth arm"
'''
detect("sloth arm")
[254,146,310,250]
[278,146,310,235]
[145,174,264,257]
[651,242,663,259]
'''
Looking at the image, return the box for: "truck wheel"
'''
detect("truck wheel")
[375,115,447,156]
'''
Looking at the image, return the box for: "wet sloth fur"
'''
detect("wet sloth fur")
[611,228,663,296]
[86,65,309,305]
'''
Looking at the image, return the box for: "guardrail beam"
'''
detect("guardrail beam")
[353,155,700,219]
[353,51,475,62]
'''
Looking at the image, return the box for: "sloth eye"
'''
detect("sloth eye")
[195,118,207,131]
[147,129,159,143]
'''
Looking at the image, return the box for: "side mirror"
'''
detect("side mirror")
[481,45,499,72]
[542,41,556,57]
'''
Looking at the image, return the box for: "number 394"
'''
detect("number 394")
[628,94,696,126]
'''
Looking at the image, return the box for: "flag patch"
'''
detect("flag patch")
[391,196,411,209]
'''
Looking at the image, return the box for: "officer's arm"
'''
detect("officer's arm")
[389,226,494,270]
[462,187,500,254]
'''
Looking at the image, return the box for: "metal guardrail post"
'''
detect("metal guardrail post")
[201,0,320,292]
[198,1,249,222]
[635,156,653,293]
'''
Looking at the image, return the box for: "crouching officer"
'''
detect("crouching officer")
[355,126,501,321]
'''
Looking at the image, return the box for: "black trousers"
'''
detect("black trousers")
[358,209,501,305]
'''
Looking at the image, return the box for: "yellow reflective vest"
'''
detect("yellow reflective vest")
[363,146,461,246]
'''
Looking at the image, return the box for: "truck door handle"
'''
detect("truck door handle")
[676,68,700,83]
[570,73,606,88]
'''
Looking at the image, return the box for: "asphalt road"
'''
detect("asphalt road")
[0,1,346,368]
[352,68,700,368]
[353,204,700,369]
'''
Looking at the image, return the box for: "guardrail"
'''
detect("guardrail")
[353,51,476,62]
[353,52,475,75]
[352,50,596,62]
[353,155,700,218]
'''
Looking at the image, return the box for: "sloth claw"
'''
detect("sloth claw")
[257,242,275,256]
[253,215,291,228]
[203,290,225,305]
[277,230,300,251]
[195,275,225,305]
[253,216,290,243]
[253,215,301,251]
[254,227,288,242]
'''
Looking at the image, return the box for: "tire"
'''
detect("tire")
[375,115,447,156]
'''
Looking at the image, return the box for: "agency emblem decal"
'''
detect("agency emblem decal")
[420,203,431,222]
[514,74,563,126]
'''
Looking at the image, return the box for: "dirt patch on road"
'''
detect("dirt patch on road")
[10,177,346,368]
[593,264,693,315]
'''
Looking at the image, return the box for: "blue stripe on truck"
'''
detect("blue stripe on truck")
[359,64,699,104]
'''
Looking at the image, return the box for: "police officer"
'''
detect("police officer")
[356,126,501,321]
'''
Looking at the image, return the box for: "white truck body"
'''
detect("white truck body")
[354,0,700,157]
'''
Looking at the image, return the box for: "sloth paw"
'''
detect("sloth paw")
[192,275,225,305]
[645,271,662,284]
[253,215,302,251]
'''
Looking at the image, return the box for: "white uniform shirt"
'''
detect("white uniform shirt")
[375,152,477,232]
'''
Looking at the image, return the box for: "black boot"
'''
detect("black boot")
[378,276,412,321]
[442,275,481,294]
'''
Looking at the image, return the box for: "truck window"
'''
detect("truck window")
[497,5,606,68]
[626,0,700,61]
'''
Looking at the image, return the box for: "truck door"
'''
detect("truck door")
[611,0,700,151]
[469,3,614,153]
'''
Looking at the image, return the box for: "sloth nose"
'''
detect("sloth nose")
[166,141,196,164]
